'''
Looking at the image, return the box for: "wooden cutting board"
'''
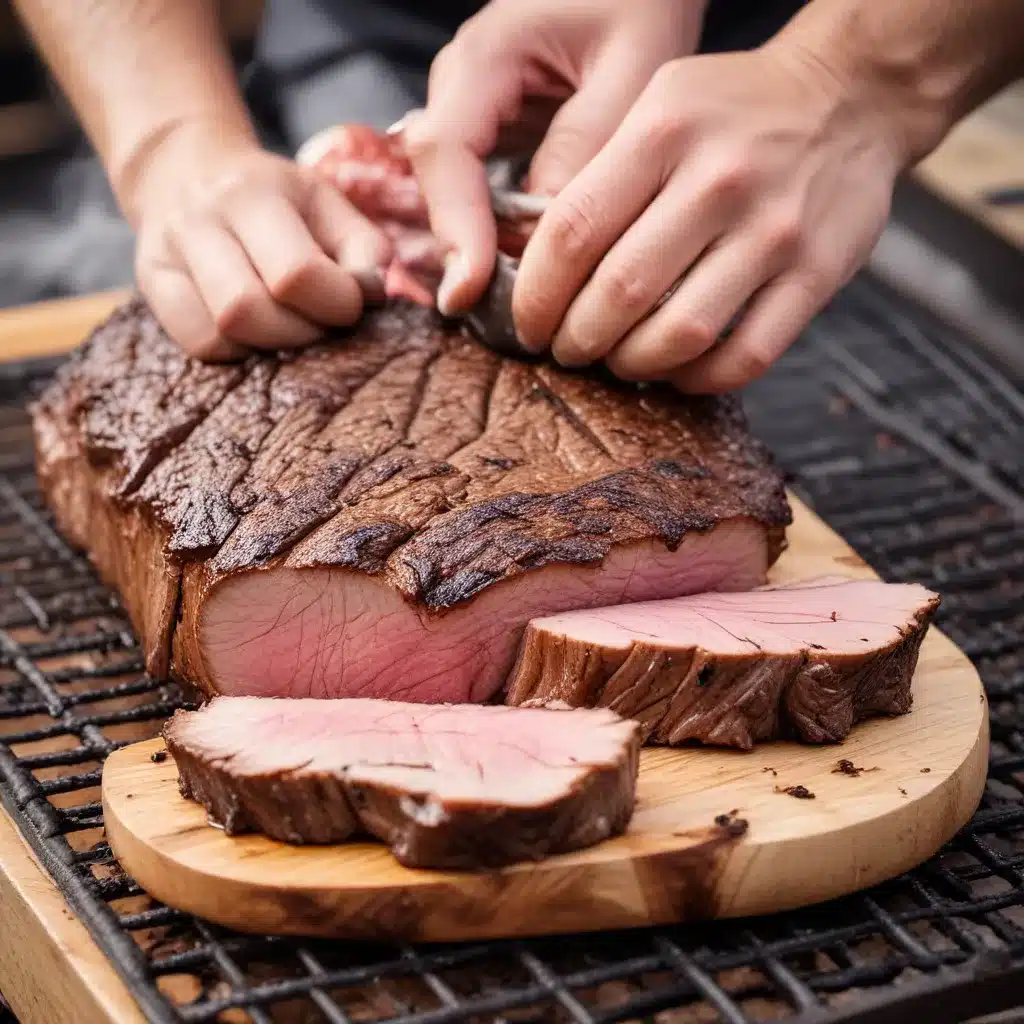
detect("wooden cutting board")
[102,499,988,943]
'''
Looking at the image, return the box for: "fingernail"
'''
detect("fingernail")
[385,116,406,136]
[436,252,470,317]
[352,265,387,305]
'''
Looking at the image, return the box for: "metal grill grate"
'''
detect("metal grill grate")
[0,275,1023,1024]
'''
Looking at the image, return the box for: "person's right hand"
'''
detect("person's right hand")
[126,126,393,360]
[401,0,704,316]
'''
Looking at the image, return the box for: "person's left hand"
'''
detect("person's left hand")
[513,41,905,393]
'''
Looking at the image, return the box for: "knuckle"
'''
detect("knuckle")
[706,157,754,206]
[669,314,717,357]
[546,194,602,261]
[598,264,657,316]
[267,257,319,303]
[214,287,263,334]
[760,215,804,260]
[731,345,773,385]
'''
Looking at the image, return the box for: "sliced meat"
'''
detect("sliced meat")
[32,299,790,702]
[506,576,940,749]
[164,697,640,869]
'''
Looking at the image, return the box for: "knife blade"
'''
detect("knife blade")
[459,186,551,360]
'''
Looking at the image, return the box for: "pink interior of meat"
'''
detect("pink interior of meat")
[200,521,771,702]
[296,124,536,307]
[174,697,633,805]
[531,578,937,655]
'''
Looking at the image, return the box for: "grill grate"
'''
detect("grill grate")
[0,275,1023,1024]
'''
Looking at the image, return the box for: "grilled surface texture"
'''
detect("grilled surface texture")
[507,577,940,749]
[164,697,641,869]
[31,298,790,702]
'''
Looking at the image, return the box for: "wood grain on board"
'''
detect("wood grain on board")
[102,500,989,943]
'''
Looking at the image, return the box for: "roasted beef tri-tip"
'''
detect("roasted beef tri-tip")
[32,298,791,706]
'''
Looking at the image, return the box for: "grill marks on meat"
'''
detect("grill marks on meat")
[32,299,789,702]
[507,577,939,749]
[164,697,641,869]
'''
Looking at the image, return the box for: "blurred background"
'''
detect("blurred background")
[0,0,263,307]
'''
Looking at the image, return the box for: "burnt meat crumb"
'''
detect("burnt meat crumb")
[713,811,749,838]
[775,785,815,800]
[150,750,168,763]
[697,665,714,687]
[921,767,932,773]
[762,767,778,777]
[830,611,838,622]
[832,759,877,777]
[899,787,908,796]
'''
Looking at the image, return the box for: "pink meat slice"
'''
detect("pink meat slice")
[296,124,536,305]
[164,697,640,869]
[507,576,940,749]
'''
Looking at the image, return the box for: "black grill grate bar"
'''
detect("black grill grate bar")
[517,948,596,1023]
[36,769,103,795]
[818,365,1024,520]
[0,275,1022,1024]
[842,281,1024,427]
[295,947,358,1024]
[399,947,462,1009]
[655,937,749,1024]
[192,922,276,1024]
[740,930,819,1012]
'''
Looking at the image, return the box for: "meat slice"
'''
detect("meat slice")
[164,697,641,869]
[32,299,790,702]
[507,576,940,749]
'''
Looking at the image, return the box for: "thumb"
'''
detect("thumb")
[526,51,661,198]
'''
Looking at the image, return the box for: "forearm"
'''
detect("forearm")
[13,0,257,219]
[775,0,1024,165]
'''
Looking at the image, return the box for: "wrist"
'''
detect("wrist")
[769,3,957,168]
[114,114,259,226]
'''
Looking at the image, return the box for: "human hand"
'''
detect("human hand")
[401,0,704,315]
[127,124,392,360]
[513,43,904,392]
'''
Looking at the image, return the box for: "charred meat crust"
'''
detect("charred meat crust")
[32,298,790,680]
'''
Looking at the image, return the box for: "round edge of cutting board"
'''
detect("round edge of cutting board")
[101,629,988,943]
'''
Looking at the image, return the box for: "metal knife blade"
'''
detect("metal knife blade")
[461,187,550,360]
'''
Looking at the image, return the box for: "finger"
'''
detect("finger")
[172,218,322,350]
[527,45,666,199]
[549,175,736,368]
[304,177,392,304]
[604,226,792,380]
[138,250,247,362]
[513,117,665,351]
[403,50,522,314]
[226,189,365,327]
[670,271,828,394]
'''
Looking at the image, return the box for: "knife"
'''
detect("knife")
[459,186,551,360]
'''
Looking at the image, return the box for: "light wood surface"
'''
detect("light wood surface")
[914,86,1024,252]
[0,809,145,1024]
[102,499,989,943]
[0,289,128,363]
